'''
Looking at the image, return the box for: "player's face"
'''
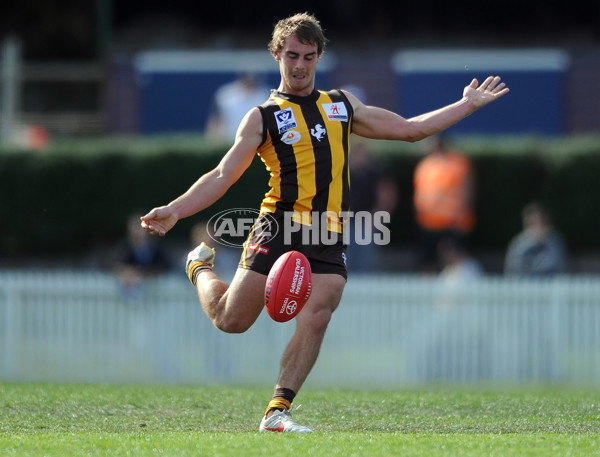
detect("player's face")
[274,35,319,96]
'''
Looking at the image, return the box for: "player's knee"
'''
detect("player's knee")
[298,305,332,336]
[213,314,253,334]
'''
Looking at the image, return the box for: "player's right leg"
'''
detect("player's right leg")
[187,242,266,333]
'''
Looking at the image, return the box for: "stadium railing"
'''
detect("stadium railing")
[1,271,598,387]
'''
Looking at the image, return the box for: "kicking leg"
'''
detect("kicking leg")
[196,267,266,333]
[187,243,266,334]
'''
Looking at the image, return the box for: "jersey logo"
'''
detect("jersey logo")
[281,130,302,145]
[310,124,327,142]
[274,107,297,134]
[322,102,348,121]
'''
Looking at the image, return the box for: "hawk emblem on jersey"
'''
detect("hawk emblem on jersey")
[322,102,348,121]
[274,107,297,134]
[310,124,327,142]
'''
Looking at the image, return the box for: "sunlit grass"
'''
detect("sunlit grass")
[1,382,599,456]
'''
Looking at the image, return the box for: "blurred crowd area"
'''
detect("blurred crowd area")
[3,1,600,61]
[1,2,600,276]
[1,1,599,140]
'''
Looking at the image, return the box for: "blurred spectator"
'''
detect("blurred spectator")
[414,236,485,379]
[504,202,567,276]
[114,213,171,300]
[14,124,49,150]
[345,139,398,272]
[413,135,475,273]
[205,73,270,141]
[438,235,483,282]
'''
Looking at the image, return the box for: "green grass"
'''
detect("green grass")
[1,382,599,456]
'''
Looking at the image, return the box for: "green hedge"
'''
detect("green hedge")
[376,135,600,252]
[1,135,599,257]
[0,140,269,256]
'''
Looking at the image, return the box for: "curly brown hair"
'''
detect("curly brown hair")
[268,12,328,58]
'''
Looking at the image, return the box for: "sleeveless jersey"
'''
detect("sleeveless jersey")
[257,89,353,233]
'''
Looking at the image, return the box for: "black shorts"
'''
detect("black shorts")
[239,211,348,279]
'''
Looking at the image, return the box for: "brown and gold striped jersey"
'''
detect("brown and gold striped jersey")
[257,89,353,233]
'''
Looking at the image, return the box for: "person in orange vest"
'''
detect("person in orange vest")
[413,135,475,273]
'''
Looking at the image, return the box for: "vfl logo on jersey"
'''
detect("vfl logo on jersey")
[322,102,348,121]
[281,130,301,145]
[274,107,297,134]
[310,124,327,142]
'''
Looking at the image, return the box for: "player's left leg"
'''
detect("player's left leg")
[259,273,346,432]
[275,273,345,391]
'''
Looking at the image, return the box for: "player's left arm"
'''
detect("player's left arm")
[141,107,263,236]
[346,76,509,143]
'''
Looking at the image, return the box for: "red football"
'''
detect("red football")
[264,251,312,322]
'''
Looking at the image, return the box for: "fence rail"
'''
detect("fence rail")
[1,271,599,387]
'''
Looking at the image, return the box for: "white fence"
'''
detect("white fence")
[1,271,599,387]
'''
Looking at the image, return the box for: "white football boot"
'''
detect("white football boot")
[259,409,313,433]
[186,242,216,284]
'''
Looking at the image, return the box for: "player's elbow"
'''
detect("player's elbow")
[401,124,432,143]
[393,132,424,143]
[402,134,421,143]
[381,121,429,143]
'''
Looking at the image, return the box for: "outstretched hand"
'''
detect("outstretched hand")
[140,206,178,236]
[463,76,509,108]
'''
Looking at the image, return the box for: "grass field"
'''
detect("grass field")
[1,382,599,456]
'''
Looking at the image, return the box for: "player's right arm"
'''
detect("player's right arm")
[141,107,263,236]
